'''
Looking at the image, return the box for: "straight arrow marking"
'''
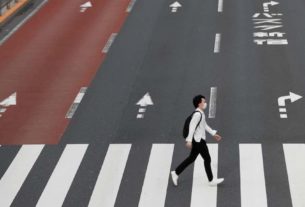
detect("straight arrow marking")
[0,92,17,107]
[136,93,153,107]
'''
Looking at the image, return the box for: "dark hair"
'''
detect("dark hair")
[193,95,205,108]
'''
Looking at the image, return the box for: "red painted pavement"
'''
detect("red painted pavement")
[0,0,130,144]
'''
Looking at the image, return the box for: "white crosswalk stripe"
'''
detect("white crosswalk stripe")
[283,144,305,207]
[0,145,44,207]
[191,144,218,207]
[88,144,131,207]
[239,144,268,207]
[138,144,174,207]
[36,144,88,207]
[1,143,305,206]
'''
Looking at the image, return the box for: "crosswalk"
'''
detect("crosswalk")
[0,143,304,207]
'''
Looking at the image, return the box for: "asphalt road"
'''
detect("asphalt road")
[1,0,305,206]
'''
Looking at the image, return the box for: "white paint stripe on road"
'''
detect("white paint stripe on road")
[239,144,267,207]
[283,144,305,207]
[138,144,174,207]
[209,87,217,118]
[191,144,218,207]
[66,87,87,119]
[126,0,137,12]
[102,33,117,53]
[218,0,223,12]
[0,0,49,46]
[88,144,131,207]
[0,145,45,207]
[36,144,88,207]
[214,33,221,53]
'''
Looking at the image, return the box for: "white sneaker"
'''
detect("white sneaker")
[171,171,178,186]
[209,178,224,186]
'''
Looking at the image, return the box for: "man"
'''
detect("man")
[171,95,224,186]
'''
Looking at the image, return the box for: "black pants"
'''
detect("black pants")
[175,139,213,181]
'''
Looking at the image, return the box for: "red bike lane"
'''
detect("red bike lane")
[0,0,131,144]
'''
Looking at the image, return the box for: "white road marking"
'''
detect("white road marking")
[88,144,131,207]
[0,145,45,207]
[138,144,174,207]
[136,92,153,119]
[209,87,217,118]
[126,0,137,12]
[169,2,182,13]
[214,33,221,53]
[0,92,17,107]
[66,87,87,119]
[239,144,267,207]
[80,1,92,13]
[0,0,48,46]
[218,0,223,12]
[283,144,305,207]
[191,144,218,207]
[36,144,88,207]
[102,33,117,53]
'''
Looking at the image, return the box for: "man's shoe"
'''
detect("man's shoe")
[171,171,178,186]
[209,178,224,186]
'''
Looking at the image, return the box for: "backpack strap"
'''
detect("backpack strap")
[193,111,202,131]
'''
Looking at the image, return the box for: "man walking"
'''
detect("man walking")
[171,95,224,186]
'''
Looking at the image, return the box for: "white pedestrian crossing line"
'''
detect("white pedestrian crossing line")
[1,143,305,206]
[0,145,45,207]
[36,144,88,207]
[138,144,174,207]
[283,144,305,207]
[239,144,268,207]
[191,144,218,207]
[88,144,131,207]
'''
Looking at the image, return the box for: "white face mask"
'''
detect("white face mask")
[203,102,207,110]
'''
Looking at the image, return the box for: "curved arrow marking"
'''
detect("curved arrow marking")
[278,92,302,107]
[263,1,279,12]
[278,92,302,119]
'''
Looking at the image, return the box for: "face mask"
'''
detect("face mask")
[203,102,207,109]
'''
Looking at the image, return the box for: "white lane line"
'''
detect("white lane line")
[88,144,131,207]
[66,87,87,119]
[283,144,305,207]
[209,87,217,118]
[214,33,221,53]
[239,144,267,207]
[126,0,137,12]
[0,145,45,207]
[36,144,88,207]
[218,0,223,12]
[191,144,218,207]
[0,0,49,46]
[138,144,174,207]
[102,33,117,54]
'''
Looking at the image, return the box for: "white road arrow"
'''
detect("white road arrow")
[0,92,17,117]
[137,93,153,107]
[169,1,182,13]
[278,92,302,106]
[0,92,17,107]
[80,1,92,12]
[136,93,153,119]
[263,1,279,12]
[278,92,302,119]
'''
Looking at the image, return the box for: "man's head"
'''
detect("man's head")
[193,95,207,110]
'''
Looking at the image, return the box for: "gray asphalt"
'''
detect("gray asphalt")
[1,0,305,206]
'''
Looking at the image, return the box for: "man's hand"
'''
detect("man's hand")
[213,134,222,141]
[186,141,192,149]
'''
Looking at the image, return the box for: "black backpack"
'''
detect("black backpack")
[182,111,202,139]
